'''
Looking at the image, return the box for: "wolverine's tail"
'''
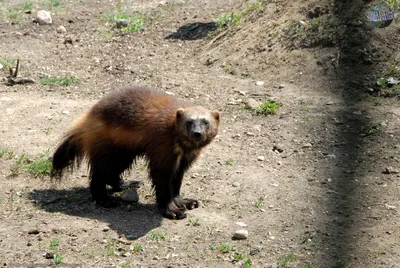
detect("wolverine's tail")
[51,134,84,178]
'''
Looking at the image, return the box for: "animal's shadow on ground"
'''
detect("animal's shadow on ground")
[29,187,162,240]
[166,22,217,40]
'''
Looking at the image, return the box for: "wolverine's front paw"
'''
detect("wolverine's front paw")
[160,202,187,220]
[174,197,199,210]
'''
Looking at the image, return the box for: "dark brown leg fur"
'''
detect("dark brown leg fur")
[150,168,187,219]
[89,144,136,207]
[171,159,199,211]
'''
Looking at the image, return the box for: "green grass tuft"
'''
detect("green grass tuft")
[40,76,80,86]
[27,154,52,177]
[148,231,167,241]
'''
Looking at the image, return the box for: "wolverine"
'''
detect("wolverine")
[51,85,220,219]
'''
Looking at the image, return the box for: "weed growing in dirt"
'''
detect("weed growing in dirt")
[165,1,186,12]
[219,242,234,253]
[0,149,5,158]
[105,239,116,256]
[254,197,264,208]
[242,100,280,115]
[278,252,298,267]
[50,238,60,250]
[256,101,280,115]
[225,158,233,165]
[374,64,400,96]
[0,57,16,69]
[148,231,167,241]
[45,0,64,9]
[10,154,27,176]
[102,3,145,33]
[209,243,217,250]
[27,152,52,177]
[53,253,65,265]
[214,12,242,30]
[40,76,80,86]
[131,243,144,252]
[188,218,201,226]
[233,252,252,268]
[386,0,400,11]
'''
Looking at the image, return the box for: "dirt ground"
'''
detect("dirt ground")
[1,0,400,267]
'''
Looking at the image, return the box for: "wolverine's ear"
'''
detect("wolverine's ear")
[212,110,220,122]
[176,108,185,119]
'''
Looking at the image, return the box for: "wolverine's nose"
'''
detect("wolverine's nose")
[193,132,202,138]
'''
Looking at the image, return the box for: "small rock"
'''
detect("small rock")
[28,229,40,235]
[122,252,131,257]
[235,221,247,227]
[36,10,52,25]
[62,110,69,115]
[255,81,265,86]
[116,19,129,28]
[232,229,248,240]
[245,132,255,136]
[278,84,285,89]
[353,110,362,115]
[103,226,110,232]
[44,252,54,259]
[383,166,399,174]
[56,25,67,34]
[239,91,246,96]
[246,98,261,109]
[257,156,265,161]
[27,242,32,246]
[121,189,139,203]
[326,101,334,105]
[272,144,284,153]
[385,203,397,210]
[302,143,312,148]
[232,182,240,187]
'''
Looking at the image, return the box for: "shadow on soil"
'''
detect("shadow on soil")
[315,0,374,266]
[29,187,163,240]
[166,22,216,40]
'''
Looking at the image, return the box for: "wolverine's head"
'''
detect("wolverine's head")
[175,106,220,149]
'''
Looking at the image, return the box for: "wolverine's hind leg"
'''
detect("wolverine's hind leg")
[88,144,135,207]
[106,148,137,193]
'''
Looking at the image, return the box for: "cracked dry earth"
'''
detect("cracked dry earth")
[1,0,400,267]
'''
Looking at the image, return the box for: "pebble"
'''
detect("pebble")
[278,84,285,89]
[239,91,246,96]
[103,226,110,232]
[121,189,139,203]
[232,182,240,187]
[302,143,312,148]
[44,252,54,259]
[385,203,397,210]
[36,10,52,25]
[257,156,265,161]
[62,110,70,115]
[28,229,40,235]
[256,81,265,86]
[116,19,129,28]
[272,144,284,153]
[383,166,399,174]
[56,25,67,34]
[232,229,248,240]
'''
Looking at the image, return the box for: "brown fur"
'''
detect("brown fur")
[51,85,220,219]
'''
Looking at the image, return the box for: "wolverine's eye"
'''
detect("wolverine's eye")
[186,120,193,128]
[202,119,210,127]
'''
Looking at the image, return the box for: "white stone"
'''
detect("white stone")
[56,25,67,34]
[36,10,52,25]
[232,229,248,240]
